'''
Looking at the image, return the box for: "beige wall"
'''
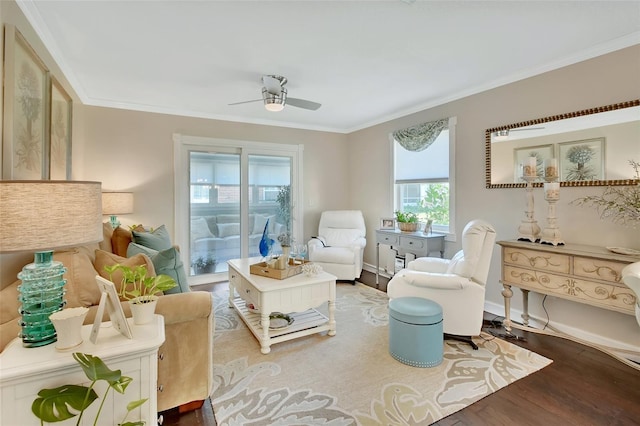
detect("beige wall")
[77,106,349,245]
[1,0,639,355]
[348,45,640,353]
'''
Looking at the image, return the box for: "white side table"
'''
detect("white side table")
[0,315,165,426]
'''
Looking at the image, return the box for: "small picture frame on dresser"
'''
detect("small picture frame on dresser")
[380,218,395,230]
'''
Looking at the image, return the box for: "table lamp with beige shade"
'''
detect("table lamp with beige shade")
[0,181,102,347]
[102,191,133,229]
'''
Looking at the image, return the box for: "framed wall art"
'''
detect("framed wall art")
[49,78,72,180]
[513,144,554,181]
[2,24,50,180]
[558,138,605,182]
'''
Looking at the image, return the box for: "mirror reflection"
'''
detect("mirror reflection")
[486,100,640,188]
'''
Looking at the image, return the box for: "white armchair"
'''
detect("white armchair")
[307,210,367,281]
[622,261,640,327]
[387,219,496,349]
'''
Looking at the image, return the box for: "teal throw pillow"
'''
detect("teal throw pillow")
[132,224,172,251]
[127,243,190,294]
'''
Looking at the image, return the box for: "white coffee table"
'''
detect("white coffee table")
[227,257,337,354]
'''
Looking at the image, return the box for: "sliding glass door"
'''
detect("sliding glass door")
[174,135,302,283]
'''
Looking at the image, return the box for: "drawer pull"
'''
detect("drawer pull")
[158,384,164,392]
[246,289,251,294]
[158,353,164,361]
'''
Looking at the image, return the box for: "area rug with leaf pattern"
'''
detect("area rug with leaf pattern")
[211,282,552,425]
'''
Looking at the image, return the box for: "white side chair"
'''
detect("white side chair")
[622,261,640,327]
[387,219,496,349]
[307,210,367,281]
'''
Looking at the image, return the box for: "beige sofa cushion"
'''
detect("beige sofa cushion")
[0,280,21,351]
[54,247,99,308]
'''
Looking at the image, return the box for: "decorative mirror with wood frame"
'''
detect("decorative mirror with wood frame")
[486,99,640,188]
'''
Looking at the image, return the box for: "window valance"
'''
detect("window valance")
[393,118,449,152]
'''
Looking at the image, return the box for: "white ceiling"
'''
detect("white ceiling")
[19,0,640,133]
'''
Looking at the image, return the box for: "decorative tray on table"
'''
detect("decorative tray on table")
[250,259,310,279]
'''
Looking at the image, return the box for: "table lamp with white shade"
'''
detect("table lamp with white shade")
[102,191,134,229]
[0,181,102,347]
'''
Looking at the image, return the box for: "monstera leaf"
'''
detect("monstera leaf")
[31,353,146,425]
[32,385,97,423]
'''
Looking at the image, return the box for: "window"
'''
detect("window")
[393,117,456,236]
[174,135,303,283]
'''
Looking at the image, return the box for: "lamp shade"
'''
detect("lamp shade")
[102,192,134,215]
[0,181,103,253]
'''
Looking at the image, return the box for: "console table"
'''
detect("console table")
[0,315,165,426]
[375,229,445,284]
[498,240,638,331]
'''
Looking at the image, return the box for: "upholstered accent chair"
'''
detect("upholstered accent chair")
[387,219,496,349]
[307,210,367,281]
[622,262,640,327]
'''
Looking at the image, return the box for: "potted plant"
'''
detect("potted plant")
[32,352,147,425]
[104,264,177,325]
[395,210,420,232]
[192,254,217,274]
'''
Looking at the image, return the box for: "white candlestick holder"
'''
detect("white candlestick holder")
[517,176,540,242]
[539,180,564,246]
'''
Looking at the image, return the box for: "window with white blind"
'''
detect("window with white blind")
[393,117,456,236]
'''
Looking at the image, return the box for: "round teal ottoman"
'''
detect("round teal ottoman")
[389,297,443,368]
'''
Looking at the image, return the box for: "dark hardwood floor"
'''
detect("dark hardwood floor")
[161,270,640,426]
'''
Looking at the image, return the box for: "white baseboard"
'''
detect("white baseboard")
[484,300,640,364]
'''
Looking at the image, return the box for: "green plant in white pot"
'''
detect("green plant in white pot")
[104,264,177,325]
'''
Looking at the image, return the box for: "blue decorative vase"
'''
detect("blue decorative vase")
[17,251,67,347]
[259,219,275,258]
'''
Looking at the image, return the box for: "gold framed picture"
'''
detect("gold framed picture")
[2,25,50,180]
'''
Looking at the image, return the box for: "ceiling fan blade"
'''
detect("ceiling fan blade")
[286,97,322,111]
[228,99,263,106]
[510,127,545,132]
[262,75,282,96]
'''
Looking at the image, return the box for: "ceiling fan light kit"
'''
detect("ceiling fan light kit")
[263,86,286,112]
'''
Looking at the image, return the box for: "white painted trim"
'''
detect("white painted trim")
[484,300,640,363]
[173,134,303,284]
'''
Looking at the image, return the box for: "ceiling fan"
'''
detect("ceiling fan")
[492,126,545,141]
[229,75,321,112]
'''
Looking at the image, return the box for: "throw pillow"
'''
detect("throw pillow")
[111,226,143,257]
[217,222,240,238]
[132,224,172,251]
[94,250,156,299]
[127,243,190,294]
[191,217,214,240]
[53,248,97,308]
[99,222,114,253]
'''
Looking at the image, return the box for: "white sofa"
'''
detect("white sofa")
[191,213,285,264]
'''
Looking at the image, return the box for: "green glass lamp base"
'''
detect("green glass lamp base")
[17,250,67,348]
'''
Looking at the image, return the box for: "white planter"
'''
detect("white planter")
[49,307,89,350]
[129,296,158,325]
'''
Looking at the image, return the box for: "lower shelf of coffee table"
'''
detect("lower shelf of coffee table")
[232,296,330,342]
